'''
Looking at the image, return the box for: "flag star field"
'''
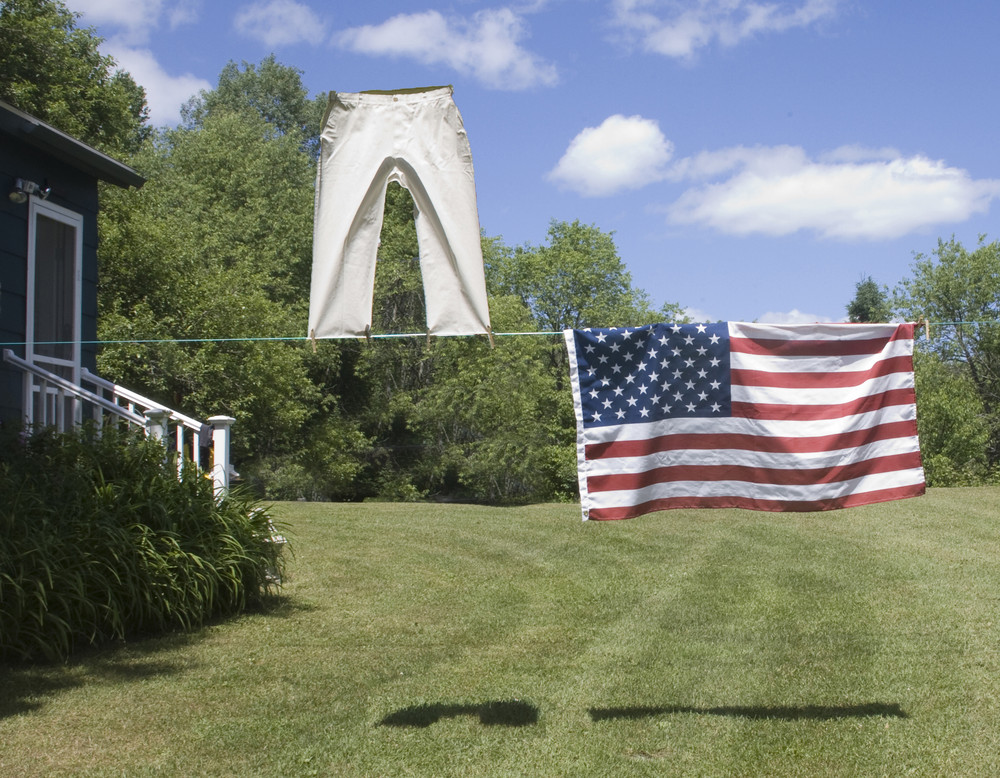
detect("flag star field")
[573,323,731,426]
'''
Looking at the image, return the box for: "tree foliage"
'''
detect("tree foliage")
[97,76,328,468]
[911,351,994,486]
[895,236,1000,470]
[332,189,586,502]
[410,295,577,503]
[488,219,683,332]
[0,0,149,153]
[847,275,891,322]
[181,55,326,156]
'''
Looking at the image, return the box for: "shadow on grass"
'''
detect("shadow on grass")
[245,593,319,618]
[379,699,539,728]
[0,593,313,720]
[0,631,199,719]
[0,668,85,718]
[589,702,908,722]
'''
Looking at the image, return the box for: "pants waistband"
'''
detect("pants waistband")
[331,86,454,108]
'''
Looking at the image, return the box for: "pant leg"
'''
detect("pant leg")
[309,92,393,338]
[392,90,491,336]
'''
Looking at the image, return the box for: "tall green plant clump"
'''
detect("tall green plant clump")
[0,426,285,662]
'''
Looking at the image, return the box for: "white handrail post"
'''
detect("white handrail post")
[21,369,33,427]
[208,415,236,498]
[175,424,186,477]
[144,409,169,443]
[39,378,49,427]
[56,389,65,433]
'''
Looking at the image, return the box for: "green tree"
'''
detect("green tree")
[181,54,326,156]
[96,72,330,473]
[410,295,576,503]
[912,351,993,486]
[895,235,1000,470]
[0,0,149,153]
[371,217,682,502]
[488,219,682,332]
[847,275,891,322]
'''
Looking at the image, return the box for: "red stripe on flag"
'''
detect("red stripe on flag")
[730,336,893,358]
[586,482,926,520]
[587,452,923,493]
[729,323,914,359]
[586,419,919,460]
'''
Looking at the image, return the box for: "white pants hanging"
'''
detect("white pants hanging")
[308,86,492,338]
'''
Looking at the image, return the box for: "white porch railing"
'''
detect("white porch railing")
[3,348,235,496]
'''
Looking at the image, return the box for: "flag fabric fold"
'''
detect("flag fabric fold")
[564,322,925,520]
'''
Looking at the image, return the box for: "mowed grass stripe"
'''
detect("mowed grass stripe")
[2,490,999,776]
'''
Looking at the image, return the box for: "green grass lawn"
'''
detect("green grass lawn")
[3,489,1000,776]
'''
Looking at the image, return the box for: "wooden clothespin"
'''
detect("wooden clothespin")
[364,324,372,344]
[309,328,317,354]
[487,330,495,349]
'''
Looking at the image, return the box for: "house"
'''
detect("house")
[1,98,144,425]
[0,99,234,493]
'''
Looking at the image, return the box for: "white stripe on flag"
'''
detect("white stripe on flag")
[587,468,927,510]
[583,436,922,477]
[731,371,914,406]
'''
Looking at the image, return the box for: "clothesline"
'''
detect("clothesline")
[0,331,562,348]
[1,320,996,349]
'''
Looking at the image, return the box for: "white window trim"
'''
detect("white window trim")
[25,196,84,385]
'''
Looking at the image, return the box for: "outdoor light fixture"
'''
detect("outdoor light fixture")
[9,178,50,204]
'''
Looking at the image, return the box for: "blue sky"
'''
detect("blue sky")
[66,0,1000,324]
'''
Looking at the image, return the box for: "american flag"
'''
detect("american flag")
[564,322,925,520]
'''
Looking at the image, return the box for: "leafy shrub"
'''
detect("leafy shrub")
[0,424,286,662]
[913,351,998,486]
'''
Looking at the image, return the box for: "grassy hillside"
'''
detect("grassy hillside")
[3,490,1000,776]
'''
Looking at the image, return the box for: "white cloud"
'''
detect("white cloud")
[756,309,834,324]
[819,144,901,164]
[105,44,211,126]
[167,0,199,29]
[234,0,327,47]
[682,306,715,323]
[67,1,205,126]
[684,306,832,324]
[548,114,674,196]
[666,145,1000,240]
[611,0,839,59]
[667,144,807,181]
[336,9,558,90]
[67,0,197,44]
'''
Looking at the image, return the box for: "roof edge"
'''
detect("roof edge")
[0,99,145,189]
